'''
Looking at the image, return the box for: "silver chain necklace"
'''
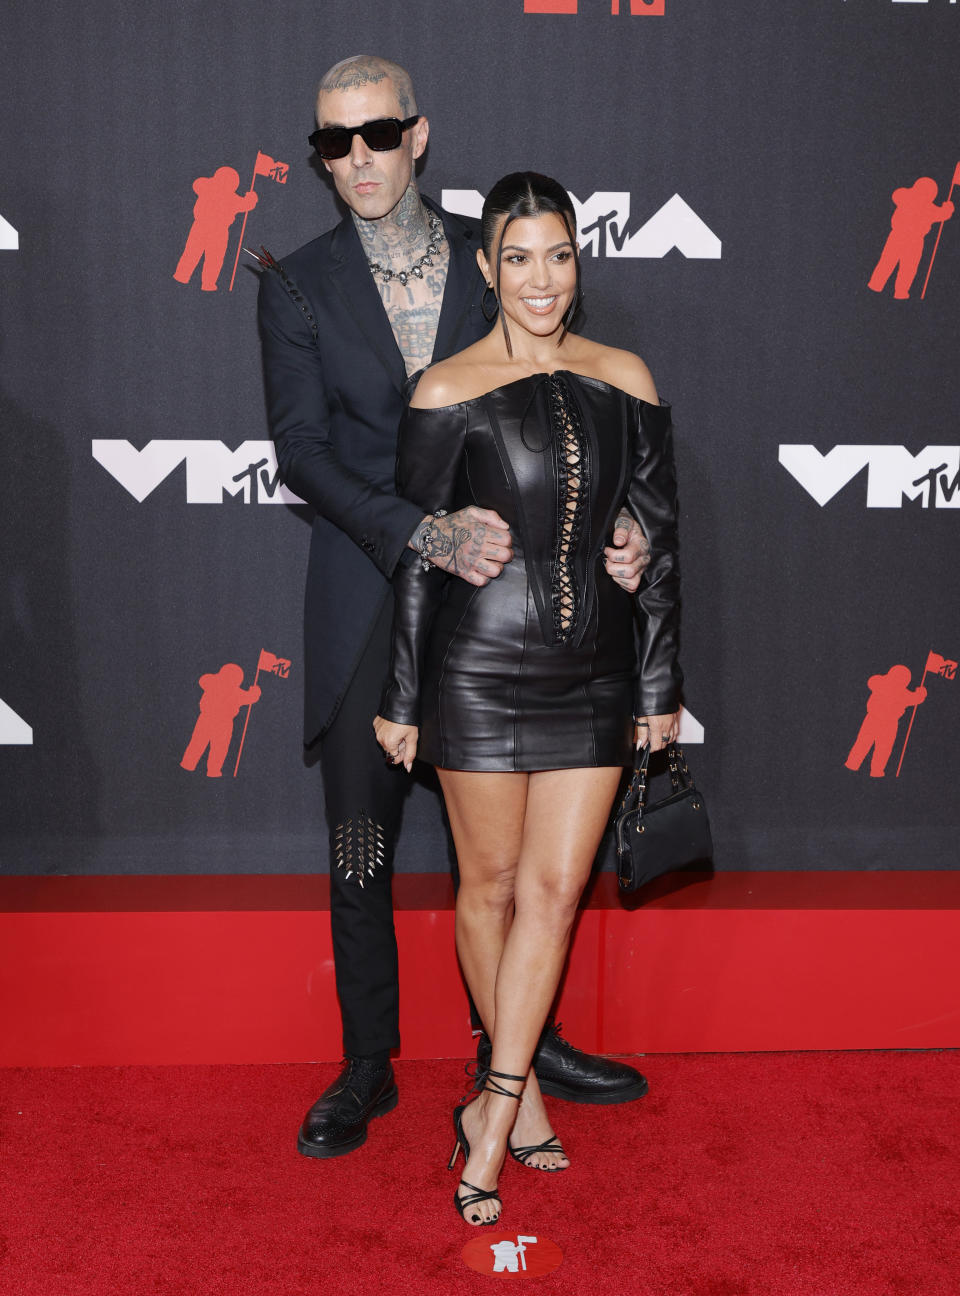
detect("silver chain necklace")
[366,208,446,286]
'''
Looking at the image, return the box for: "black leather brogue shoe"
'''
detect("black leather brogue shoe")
[297,1057,398,1159]
[477,1023,649,1105]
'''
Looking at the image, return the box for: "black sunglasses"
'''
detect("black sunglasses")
[308,115,420,161]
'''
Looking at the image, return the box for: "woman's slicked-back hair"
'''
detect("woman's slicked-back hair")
[481,171,582,357]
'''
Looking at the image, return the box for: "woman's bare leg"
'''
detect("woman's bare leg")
[439,765,623,1221]
[438,770,527,1037]
[439,769,526,1222]
[493,768,622,1167]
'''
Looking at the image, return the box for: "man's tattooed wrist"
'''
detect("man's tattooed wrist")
[414,511,449,570]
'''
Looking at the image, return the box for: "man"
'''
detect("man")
[257,55,652,1159]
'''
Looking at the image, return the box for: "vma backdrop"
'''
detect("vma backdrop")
[2,0,959,876]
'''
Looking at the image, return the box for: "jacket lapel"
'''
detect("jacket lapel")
[327,213,407,393]
[325,197,483,391]
[430,197,482,363]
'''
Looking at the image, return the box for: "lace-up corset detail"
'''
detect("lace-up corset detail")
[547,375,589,643]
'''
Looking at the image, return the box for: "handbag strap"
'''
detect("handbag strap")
[615,741,696,824]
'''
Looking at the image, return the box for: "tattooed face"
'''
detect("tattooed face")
[478,213,579,347]
[316,80,428,222]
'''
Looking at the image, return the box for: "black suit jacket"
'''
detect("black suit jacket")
[257,196,488,744]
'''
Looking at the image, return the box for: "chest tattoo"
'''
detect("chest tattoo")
[376,249,449,375]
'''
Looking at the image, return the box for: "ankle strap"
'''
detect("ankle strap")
[484,1068,525,1100]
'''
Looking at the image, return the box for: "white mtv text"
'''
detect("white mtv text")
[779,445,960,508]
[92,440,305,504]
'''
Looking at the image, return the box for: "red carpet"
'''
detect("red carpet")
[1,1053,957,1295]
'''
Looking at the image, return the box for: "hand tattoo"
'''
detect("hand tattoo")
[445,525,482,575]
[414,510,492,580]
[417,520,454,560]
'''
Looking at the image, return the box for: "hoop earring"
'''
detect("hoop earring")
[481,283,499,322]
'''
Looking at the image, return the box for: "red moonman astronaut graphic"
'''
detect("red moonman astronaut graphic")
[173,167,259,292]
[181,664,261,778]
[524,1,665,13]
[845,665,926,779]
[868,177,954,300]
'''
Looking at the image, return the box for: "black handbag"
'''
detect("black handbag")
[615,742,713,891]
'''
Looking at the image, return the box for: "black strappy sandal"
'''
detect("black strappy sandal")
[448,1069,525,1225]
[508,1134,569,1172]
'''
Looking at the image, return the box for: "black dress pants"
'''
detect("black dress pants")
[319,595,409,1057]
[320,592,488,1056]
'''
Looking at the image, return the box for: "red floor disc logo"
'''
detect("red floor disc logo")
[462,1234,563,1278]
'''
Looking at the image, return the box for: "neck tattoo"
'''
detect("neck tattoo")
[365,207,446,287]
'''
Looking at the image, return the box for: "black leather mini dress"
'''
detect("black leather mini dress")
[379,371,683,772]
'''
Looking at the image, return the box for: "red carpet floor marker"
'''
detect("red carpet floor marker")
[462,1234,563,1278]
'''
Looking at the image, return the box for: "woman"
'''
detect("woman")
[374,172,682,1226]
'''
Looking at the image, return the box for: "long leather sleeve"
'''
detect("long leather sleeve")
[257,268,423,578]
[626,398,683,716]
[378,404,469,725]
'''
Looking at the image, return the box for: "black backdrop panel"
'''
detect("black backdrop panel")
[2,1,959,873]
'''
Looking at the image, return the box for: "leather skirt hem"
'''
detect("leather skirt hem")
[420,747,632,773]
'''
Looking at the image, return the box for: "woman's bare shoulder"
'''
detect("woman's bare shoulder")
[409,363,467,410]
[577,341,659,403]
[410,345,489,409]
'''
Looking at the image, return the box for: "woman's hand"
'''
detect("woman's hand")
[636,712,679,752]
[373,716,419,772]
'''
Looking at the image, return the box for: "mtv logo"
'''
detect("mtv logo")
[0,211,18,251]
[576,193,721,258]
[442,190,721,259]
[0,697,33,744]
[779,445,960,508]
[92,440,305,504]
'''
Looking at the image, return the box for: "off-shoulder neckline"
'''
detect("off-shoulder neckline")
[407,369,659,413]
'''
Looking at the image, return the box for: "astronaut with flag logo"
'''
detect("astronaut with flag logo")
[173,166,259,292]
[868,171,956,300]
[180,663,261,778]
